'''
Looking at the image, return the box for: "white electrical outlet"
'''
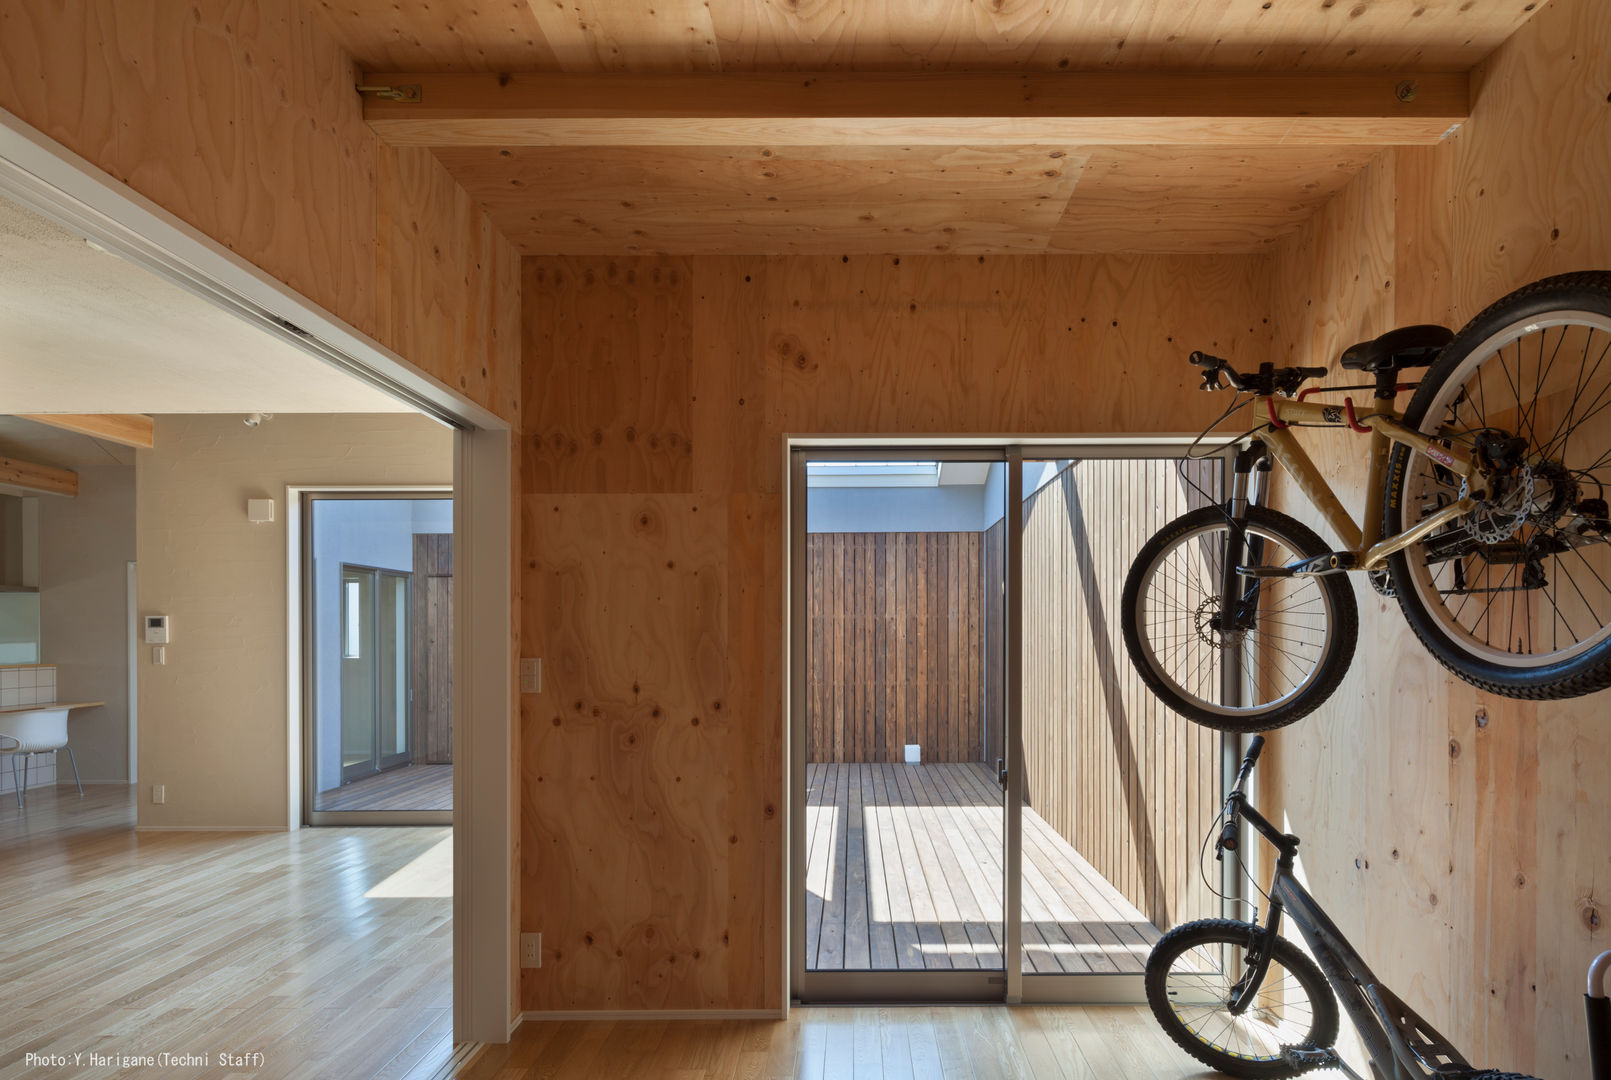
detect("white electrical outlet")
[519,658,542,695]
[520,932,542,968]
[152,784,166,805]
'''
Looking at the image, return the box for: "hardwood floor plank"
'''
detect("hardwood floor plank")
[0,787,449,1080]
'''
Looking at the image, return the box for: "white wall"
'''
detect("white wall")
[135,414,452,828]
[806,483,991,533]
[38,464,135,782]
[310,496,451,794]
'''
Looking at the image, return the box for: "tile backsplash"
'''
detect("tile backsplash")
[0,664,56,708]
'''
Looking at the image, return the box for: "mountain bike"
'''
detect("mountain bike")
[1121,271,1611,732]
[1145,736,1539,1080]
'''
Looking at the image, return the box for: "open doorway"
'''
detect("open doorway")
[0,120,509,1067]
[305,492,454,821]
[790,443,1233,1004]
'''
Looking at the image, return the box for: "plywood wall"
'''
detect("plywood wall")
[1264,0,1610,1075]
[520,252,1271,1010]
[0,0,521,426]
[1020,458,1223,932]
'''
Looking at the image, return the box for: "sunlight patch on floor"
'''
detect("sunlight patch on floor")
[367,835,453,898]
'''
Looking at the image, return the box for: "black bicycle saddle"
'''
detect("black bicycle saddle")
[1338,324,1453,372]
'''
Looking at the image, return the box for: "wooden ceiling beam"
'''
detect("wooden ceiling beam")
[17,414,155,450]
[361,70,1469,148]
[0,457,77,497]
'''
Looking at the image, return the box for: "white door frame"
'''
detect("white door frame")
[0,107,517,1045]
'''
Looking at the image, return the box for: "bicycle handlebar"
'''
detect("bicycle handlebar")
[1189,351,1328,396]
[1217,736,1266,857]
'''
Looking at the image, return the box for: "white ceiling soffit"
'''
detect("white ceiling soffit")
[0,194,410,415]
[937,462,992,486]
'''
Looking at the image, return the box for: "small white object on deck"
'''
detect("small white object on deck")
[904,744,921,764]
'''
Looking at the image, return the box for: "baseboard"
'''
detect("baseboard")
[132,831,289,838]
[516,1009,784,1023]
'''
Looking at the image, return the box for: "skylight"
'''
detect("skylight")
[805,461,941,488]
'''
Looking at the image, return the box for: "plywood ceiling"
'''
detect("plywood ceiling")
[317,0,1544,255]
[433,143,1381,255]
[314,1,1539,74]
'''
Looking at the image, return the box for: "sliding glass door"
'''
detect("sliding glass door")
[791,449,1009,1002]
[790,443,1234,1004]
[304,492,453,824]
[340,565,411,782]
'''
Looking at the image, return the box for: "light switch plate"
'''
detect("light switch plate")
[519,658,542,695]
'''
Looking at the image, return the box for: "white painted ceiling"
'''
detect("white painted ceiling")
[0,194,409,414]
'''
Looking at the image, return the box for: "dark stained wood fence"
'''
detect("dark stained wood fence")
[806,532,986,763]
[1020,457,1224,930]
[410,533,453,765]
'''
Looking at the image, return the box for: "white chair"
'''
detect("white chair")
[0,707,82,807]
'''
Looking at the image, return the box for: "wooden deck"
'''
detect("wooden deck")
[805,763,1159,974]
[316,763,453,811]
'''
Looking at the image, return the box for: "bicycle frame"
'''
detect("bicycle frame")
[1240,794,1474,1080]
[1249,393,1488,571]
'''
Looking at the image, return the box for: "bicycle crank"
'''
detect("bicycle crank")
[1280,1047,1367,1079]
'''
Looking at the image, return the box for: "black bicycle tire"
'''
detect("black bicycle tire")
[1144,918,1340,1080]
[1384,270,1611,699]
[1121,505,1359,732]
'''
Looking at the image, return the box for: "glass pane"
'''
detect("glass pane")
[378,573,408,762]
[341,569,377,775]
[803,458,1006,973]
[1018,456,1224,975]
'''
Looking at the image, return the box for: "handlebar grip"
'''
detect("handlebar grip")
[1245,735,1266,767]
[1218,817,1240,853]
[1297,366,1330,380]
[1189,351,1226,369]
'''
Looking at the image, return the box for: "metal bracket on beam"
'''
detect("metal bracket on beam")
[355,84,422,103]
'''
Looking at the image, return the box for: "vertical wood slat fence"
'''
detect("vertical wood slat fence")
[1020,457,1224,931]
[806,532,985,764]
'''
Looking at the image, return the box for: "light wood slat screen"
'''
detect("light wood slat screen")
[806,532,986,764]
[1021,457,1223,931]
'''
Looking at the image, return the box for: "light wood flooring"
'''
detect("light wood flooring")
[317,763,454,812]
[463,1007,1234,1079]
[805,763,1158,974]
[0,785,452,1080]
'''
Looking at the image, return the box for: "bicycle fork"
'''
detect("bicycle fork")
[1217,442,1272,642]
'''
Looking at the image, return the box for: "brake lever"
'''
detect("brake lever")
[1199,368,1225,391]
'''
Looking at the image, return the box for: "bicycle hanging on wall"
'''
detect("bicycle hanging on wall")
[1121,271,1611,732]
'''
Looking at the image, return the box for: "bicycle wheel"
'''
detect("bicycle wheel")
[1145,918,1339,1080]
[1121,505,1358,732]
[1384,271,1611,698]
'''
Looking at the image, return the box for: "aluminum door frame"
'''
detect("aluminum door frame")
[787,438,1238,1005]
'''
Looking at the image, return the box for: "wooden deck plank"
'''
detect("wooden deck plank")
[315,763,453,811]
[804,762,841,968]
[953,761,1138,974]
[844,765,872,969]
[902,763,1000,969]
[889,763,979,970]
[807,762,1157,975]
[928,762,1079,975]
[817,754,853,969]
[869,767,921,967]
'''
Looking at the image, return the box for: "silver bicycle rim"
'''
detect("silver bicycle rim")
[1134,518,1339,720]
[1164,941,1320,1063]
[1403,310,1611,668]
